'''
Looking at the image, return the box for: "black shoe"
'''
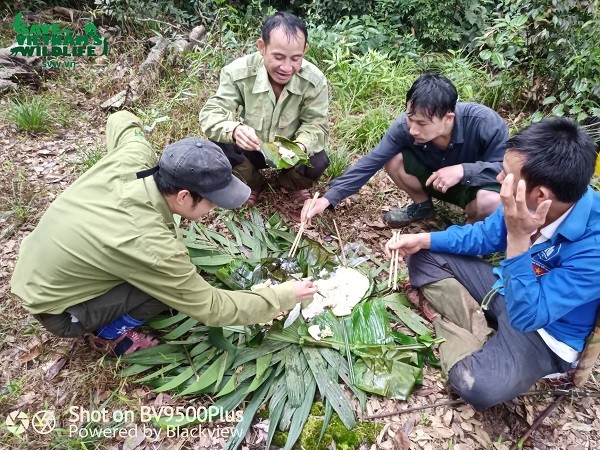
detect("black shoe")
[384,200,434,228]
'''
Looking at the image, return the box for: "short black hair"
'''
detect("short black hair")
[506,118,596,203]
[406,73,458,119]
[262,11,308,46]
[153,171,203,206]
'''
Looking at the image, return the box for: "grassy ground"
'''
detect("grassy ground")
[1,16,599,450]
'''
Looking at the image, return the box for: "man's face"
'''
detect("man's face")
[406,104,454,144]
[178,194,216,221]
[257,27,306,87]
[497,150,541,211]
[497,150,524,190]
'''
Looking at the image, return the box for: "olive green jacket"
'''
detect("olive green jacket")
[199,51,329,155]
[11,111,296,325]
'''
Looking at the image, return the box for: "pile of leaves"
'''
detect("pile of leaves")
[120,212,441,449]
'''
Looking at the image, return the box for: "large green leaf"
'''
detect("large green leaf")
[384,293,431,336]
[259,135,310,169]
[353,358,421,400]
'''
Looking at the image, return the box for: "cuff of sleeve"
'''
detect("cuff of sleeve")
[271,281,297,311]
[223,121,242,143]
[323,191,340,209]
[429,231,446,252]
[461,163,474,186]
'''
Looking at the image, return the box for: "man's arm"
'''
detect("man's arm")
[324,118,407,208]
[293,78,329,155]
[461,110,509,186]
[430,206,507,255]
[129,250,300,327]
[199,69,243,144]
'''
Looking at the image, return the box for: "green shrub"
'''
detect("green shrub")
[473,0,600,119]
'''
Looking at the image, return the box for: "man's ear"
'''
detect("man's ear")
[176,190,190,205]
[257,38,265,55]
[444,111,455,122]
[536,186,554,201]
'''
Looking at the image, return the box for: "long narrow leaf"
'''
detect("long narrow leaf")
[283,377,316,450]
[302,347,356,429]
[223,370,278,450]
[162,317,199,340]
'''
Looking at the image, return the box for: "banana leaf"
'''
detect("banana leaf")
[353,358,422,400]
[260,135,310,169]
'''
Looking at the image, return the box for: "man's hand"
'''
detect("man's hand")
[233,124,261,151]
[300,197,330,223]
[501,173,551,257]
[293,278,318,302]
[425,164,464,193]
[385,233,431,258]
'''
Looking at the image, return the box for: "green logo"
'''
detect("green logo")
[10,12,109,69]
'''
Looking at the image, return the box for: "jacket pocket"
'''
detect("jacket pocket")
[245,115,263,132]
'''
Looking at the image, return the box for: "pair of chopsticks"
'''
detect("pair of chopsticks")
[289,192,319,258]
[387,231,400,290]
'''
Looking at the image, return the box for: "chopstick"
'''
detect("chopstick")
[332,219,348,267]
[387,231,400,290]
[289,191,319,258]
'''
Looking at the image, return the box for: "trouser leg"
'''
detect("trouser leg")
[448,296,571,410]
[407,250,571,410]
[407,250,495,370]
[214,142,265,190]
[278,150,330,190]
[33,283,169,338]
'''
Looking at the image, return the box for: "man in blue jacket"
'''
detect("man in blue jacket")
[386,118,600,410]
[302,73,508,226]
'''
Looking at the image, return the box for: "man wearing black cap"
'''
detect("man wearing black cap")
[11,111,317,356]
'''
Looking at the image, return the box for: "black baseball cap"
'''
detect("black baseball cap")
[158,138,250,208]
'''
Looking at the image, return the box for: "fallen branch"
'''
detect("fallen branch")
[361,399,464,420]
[101,25,206,109]
[510,393,567,450]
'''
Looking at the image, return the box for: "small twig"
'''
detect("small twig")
[289,192,319,257]
[387,231,397,289]
[332,219,348,267]
[362,399,464,420]
[510,393,567,450]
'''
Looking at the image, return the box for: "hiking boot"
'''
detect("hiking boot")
[245,190,260,207]
[384,200,434,228]
[87,329,159,357]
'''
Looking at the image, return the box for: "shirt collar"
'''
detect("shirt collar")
[533,205,573,245]
[451,103,465,145]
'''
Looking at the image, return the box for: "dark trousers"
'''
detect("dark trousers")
[215,142,329,190]
[407,250,572,410]
[33,283,169,338]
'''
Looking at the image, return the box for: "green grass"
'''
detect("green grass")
[5,98,54,134]
[325,144,354,180]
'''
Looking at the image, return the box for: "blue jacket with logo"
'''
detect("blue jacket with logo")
[430,186,600,352]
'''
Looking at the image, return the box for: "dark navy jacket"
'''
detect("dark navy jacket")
[324,102,509,207]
